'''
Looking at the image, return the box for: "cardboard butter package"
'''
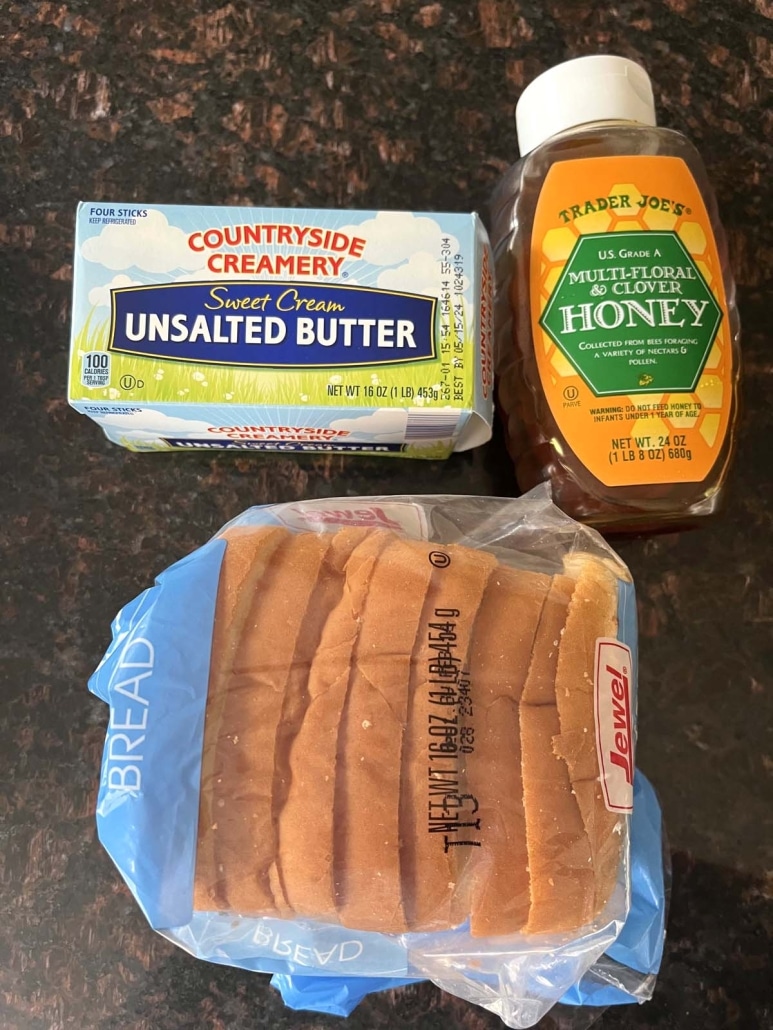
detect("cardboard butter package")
[68,204,493,458]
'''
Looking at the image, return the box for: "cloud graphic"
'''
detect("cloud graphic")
[376,251,459,298]
[95,409,216,441]
[174,265,230,283]
[329,408,408,442]
[88,274,141,308]
[81,209,204,274]
[337,212,459,267]
[377,252,472,332]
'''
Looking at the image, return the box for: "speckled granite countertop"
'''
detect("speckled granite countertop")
[1,2,771,1028]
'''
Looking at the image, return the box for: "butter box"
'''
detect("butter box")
[68,204,493,457]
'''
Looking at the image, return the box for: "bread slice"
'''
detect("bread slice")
[519,573,598,934]
[335,536,434,933]
[465,564,552,937]
[206,530,333,915]
[400,541,496,932]
[277,529,392,920]
[268,528,375,915]
[194,525,288,911]
[552,554,622,921]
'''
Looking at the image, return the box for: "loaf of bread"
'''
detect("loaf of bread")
[193,524,626,937]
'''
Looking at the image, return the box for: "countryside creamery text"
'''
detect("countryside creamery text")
[188,224,366,276]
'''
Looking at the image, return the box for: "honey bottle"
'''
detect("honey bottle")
[491,55,740,532]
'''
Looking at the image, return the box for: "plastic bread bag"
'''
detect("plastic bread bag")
[270,771,668,1021]
[89,488,639,1030]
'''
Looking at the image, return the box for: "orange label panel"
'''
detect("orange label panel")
[529,155,732,486]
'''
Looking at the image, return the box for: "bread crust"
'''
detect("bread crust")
[335,536,434,932]
[194,526,288,911]
[400,541,496,932]
[197,529,330,915]
[552,555,622,921]
[465,564,551,937]
[270,528,376,915]
[273,529,390,919]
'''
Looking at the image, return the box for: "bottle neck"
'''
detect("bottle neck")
[520,118,657,160]
[554,117,653,138]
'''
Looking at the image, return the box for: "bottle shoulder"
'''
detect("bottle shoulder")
[499,125,706,193]
[490,125,717,251]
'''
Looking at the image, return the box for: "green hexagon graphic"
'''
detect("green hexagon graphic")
[540,231,723,396]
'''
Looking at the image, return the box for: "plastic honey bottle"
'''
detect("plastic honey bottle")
[491,55,740,532]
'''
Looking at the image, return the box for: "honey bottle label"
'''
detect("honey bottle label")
[529,155,733,486]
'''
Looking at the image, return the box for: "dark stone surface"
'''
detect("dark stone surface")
[1,2,771,1028]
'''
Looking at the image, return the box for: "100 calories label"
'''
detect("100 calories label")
[68,205,493,458]
[530,156,733,486]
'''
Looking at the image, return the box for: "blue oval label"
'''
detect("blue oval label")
[108,282,437,368]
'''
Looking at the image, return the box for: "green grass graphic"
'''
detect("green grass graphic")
[70,299,475,431]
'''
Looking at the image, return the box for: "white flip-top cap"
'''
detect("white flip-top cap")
[516,55,656,157]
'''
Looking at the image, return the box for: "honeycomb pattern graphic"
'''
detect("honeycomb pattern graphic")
[537,175,730,449]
